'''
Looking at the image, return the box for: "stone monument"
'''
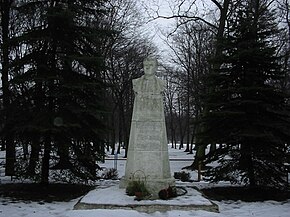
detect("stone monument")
[120,57,175,198]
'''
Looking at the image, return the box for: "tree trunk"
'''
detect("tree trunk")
[1,0,15,176]
[110,108,116,155]
[183,119,206,170]
[53,137,71,169]
[23,141,29,160]
[27,137,40,176]
[209,144,216,153]
[170,108,174,148]
[240,143,255,187]
[174,129,177,149]
[118,103,123,155]
[5,136,15,175]
[111,128,116,154]
[189,127,195,154]
[41,135,51,185]
[185,68,191,152]
[190,0,230,169]
[177,96,184,149]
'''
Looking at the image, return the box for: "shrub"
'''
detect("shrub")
[101,168,118,180]
[174,171,191,182]
[126,179,150,200]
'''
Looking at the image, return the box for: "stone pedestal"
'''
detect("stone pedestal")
[120,58,175,198]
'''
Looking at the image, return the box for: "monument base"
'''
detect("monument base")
[119,176,175,199]
[74,184,219,213]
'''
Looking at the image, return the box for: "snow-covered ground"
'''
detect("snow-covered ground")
[0,145,290,217]
[1,195,289,217]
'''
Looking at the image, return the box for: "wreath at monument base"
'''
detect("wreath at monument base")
[158,186,177,200]
[126,179,150,200]
[125,170,150,201]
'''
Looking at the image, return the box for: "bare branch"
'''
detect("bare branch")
[211,0,223,11]
[153,15,218,30]
[174,0,195,13]
[177,0,187,15]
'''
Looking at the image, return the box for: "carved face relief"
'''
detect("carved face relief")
[143,58,157,75]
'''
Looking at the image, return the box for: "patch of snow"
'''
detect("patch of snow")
[1,145,290,217]
[2,199,290,217]
[80,184,212,206]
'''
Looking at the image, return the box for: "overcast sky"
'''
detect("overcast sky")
[138,0,214,61]
[138,0,177,61]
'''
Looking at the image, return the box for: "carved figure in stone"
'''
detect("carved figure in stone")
[132,58,165,120]
[120,57,175,199]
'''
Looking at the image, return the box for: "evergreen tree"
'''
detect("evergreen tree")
[4,0,112,184]
[202,0,290,188]
[0,0,16,175]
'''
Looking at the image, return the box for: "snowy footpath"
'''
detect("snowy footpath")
[0,146,290,217]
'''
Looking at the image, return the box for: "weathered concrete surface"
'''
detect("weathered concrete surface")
[120,57,175,198]
[74,185,219,213]
[74,202,219,213]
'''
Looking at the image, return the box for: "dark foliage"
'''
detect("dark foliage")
[0,0,113,183]
[101,168,118,180]
[174,171,191,182]
[200,0,290,188]
[201,186,290,202]
[158,186,177,200]
[0,183,94,202]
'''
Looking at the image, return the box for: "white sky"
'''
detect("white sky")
[138,0,216,63]
[139,0,175,52]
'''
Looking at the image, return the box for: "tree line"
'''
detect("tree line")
[1,0,289,189]
[0,0,156,184]
[162,0,290,188]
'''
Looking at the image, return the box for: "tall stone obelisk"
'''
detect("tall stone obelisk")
[120,57,175,198]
